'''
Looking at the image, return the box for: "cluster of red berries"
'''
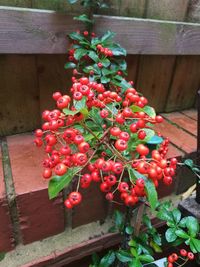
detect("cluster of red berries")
[34,75,177,209]
[96,44,113,57]
[166,249,194,267]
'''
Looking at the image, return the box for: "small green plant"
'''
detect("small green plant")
[34,1,200,266]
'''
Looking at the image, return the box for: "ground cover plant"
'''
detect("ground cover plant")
[34,1,200,266]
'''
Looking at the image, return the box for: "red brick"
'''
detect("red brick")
[0,145,14,251]
[7,133,65,244]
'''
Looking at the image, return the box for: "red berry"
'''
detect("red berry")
[110,127,121,136]
[118,182,129,193]
[163,176,172,185]
[187,252,194,260]
[53,91,62,101]
[119,131,130,141]
[100,182,111,192]
[68,192,82,206]
[124,195,136,206]
[115,139,127,151]
[138,130,146,140]
[136,144,149,156]
[35,129,43,137]
[64,199,73,209]
[180,249,187,257]
[80,77,89,85]
[136,178,145,188]
[42,168,52,179]
[100,109,109,118]
[34,138,43,147]
[54,163,67,176]
[78,141,90,153]
[105,192,113,201]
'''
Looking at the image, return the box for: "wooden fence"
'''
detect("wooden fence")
[0,1,200,136]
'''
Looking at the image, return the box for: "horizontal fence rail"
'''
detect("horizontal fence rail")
[1,6,200,54]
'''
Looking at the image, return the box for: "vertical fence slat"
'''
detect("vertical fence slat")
[165,56,200,112]
[146,0,189,21]
[36,55,71,115]
[0,55,40,136]
[187,0,200,22]
[135,56,176,112]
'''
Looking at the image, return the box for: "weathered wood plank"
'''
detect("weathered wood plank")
[99,0,146,17]
[126,55,140,84]
[36,55,71,114]
[165,56,200,112]
[136,56,176,112]
[181,109,197,120]
[155,119,197,154]
[187,0,200,22]
[146,0,189,21]
[1,7,200,54]
[162,112,197,136]
[0,55,40,136]
[0,0,32,7]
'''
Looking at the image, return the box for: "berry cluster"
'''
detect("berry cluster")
[34,76,177,209]
[166,249,194,267]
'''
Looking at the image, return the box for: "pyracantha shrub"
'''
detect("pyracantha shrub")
[34,4,200,266]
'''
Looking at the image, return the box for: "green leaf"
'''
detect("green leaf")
[143,106,156,118]
[129,258,142,267]
[125,226,134,235]
[74,14,93,24]
[74,96,86,110]
[130,247,137,257]
[143,215,152,229]
[67,0,78,3]
[89,107,103,126]
[64,62,76,69]
[101,68,114,76]
[101,58,111,67]
[130,105,143,113]
[150,240,162,253]
[88,51,99,62]
[172,209,181,224]
[128,168,138,183]
[101,76,110,83]
[190,238,200,253]
[145,179,158,210]
[114,210,123,228]
[69,32,84,41]
[111,44,127,56]
[139,254,154,263]
[74,48,88,60]
[184,159,194,168]
[101,31,116,42]
[128,168,157,210]
[147,135,163,145]
[116,250,132,263]
[48,167,81,199]
[63,108,78,115]
[0,252,5,261]
[142,128,155,142]
[99,251,115,267]
[165,228,177,242]
[129,239,137,247]
[185,216,199,237]
[175,229,189,239]
[92,253,100,265]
